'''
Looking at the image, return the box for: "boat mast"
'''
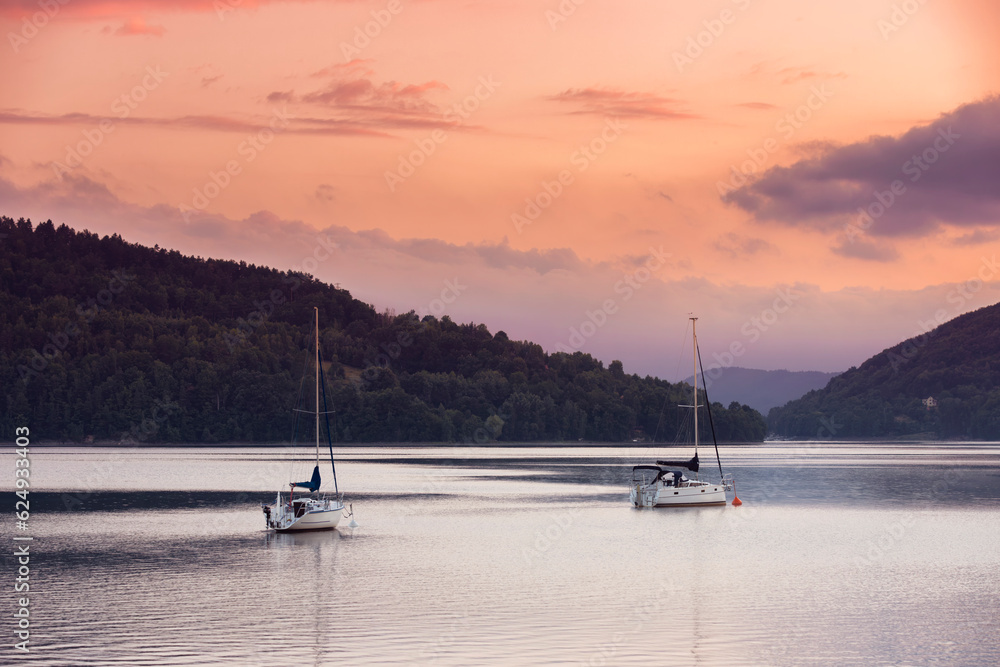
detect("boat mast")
[314,307,320,474]
[691,316,698,457]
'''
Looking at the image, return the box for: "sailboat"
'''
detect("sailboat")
[262,307,347,531]
[630,317,736,508]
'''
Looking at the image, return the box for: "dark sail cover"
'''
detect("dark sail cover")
[655,453,700,472]
[292,466,322,492]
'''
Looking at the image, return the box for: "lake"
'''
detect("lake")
[4,443,999,666]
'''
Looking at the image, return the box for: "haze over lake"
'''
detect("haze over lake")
[7,443,999,666]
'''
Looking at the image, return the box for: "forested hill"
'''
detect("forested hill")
[768,301,1000,439]
[1,217,766,444]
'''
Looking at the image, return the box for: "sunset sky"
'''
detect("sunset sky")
[2,0,999,379]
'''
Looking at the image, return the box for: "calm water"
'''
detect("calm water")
[4,443,999,666]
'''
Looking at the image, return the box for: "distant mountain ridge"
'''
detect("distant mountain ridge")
[768,301,1000,439]
[685,367,840,414]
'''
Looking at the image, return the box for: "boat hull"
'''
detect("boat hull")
[266,495,345,532]
[630,482,727,508]
[276,505,344,532]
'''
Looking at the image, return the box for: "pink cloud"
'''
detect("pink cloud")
[310,59,376,79]
[0,109,386,137]
[5,170,996,378]
[0,0,309,19]
[713,232,776,260]
[736,102,778,110]
[548,88,700,121]
[111,17,165,36]
[724,96,1000,245]
[302,78,448,110]
[776,67,847,85]
[267,69,457,130]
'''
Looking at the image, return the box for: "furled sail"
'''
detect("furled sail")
[292,466,322,492]
[655,453,700,471]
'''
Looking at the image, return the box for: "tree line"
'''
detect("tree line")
[768,301,1000,439]
[1,217,767,444]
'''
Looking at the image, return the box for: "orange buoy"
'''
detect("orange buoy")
[731,480,742,506]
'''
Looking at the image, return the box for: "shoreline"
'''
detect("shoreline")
[15,438,999,448]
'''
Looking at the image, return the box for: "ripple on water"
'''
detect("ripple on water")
[8,445,1000,666]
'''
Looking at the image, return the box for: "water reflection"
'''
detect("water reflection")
[4,444,998,666]
[263,527,345,549]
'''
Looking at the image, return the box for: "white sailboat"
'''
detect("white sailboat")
[630,317,737,508]
[263,307,349,531]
